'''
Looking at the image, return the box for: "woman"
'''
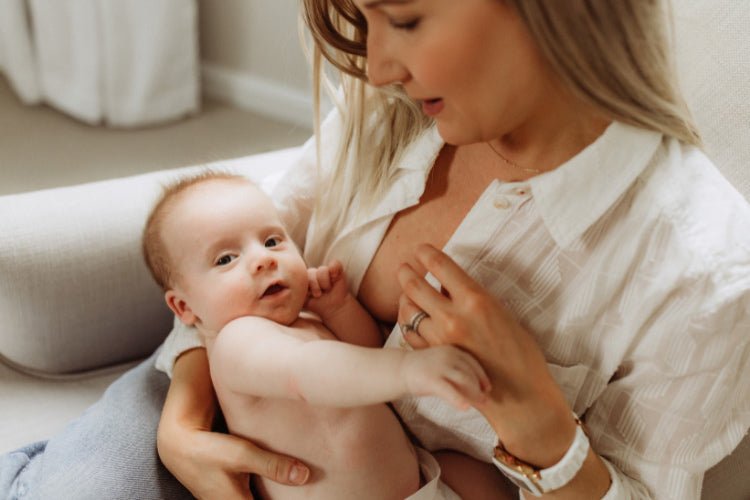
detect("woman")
[156,0,750,498]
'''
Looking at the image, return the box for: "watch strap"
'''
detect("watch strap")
[492,415,590,496]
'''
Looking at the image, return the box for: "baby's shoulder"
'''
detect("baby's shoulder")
[222,314,336,341]
[293,313,339,341]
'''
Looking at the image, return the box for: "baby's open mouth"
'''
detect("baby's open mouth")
[262,283,286,297]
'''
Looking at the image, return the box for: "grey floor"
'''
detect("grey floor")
[0,76,312,195]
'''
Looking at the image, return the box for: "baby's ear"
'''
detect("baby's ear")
[165,290,198,325]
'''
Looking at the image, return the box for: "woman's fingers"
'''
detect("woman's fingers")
[228,434,310,485]
[413,243,481,297]
[398,293,438,347]
[403,329,431,349]
[161,429,309,500]
[397,262,450,322]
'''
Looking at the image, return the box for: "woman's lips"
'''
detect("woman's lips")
[421,98,444,117]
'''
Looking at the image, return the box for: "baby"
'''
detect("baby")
[142,172,491,499]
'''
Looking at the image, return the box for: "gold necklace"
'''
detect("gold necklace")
[486,142,541,174]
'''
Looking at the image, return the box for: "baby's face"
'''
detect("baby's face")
[164,179,308,333]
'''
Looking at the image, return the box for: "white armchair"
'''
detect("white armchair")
[0,0,747,497]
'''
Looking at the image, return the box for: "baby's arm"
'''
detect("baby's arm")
[210,316,490,410]
[305,260,382,347]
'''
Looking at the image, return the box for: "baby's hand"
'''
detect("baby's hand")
[402,346,491,410]
[306,260,350,316]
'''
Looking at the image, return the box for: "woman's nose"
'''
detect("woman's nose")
[366,25,410,87]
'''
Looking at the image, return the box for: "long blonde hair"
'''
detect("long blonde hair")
[300,0,700,249]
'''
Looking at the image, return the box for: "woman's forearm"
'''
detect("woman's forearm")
[157,348,217,460]
[157,345,312,496]
[482,398,611,499]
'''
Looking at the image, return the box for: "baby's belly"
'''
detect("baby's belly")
[221,394,421,500]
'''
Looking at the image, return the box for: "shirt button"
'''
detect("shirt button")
[494,197,511,209]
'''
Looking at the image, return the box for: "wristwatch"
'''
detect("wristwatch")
[492,415,590,497]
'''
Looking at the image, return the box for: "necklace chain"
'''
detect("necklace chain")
[486,142,541,174]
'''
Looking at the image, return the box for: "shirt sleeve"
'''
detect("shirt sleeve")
[154,316,204,378]
[586,276,750,499]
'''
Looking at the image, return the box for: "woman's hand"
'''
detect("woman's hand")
[158,348,310,499]
[396,244,575,467]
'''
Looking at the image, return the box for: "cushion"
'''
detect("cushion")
[0,147,301,374]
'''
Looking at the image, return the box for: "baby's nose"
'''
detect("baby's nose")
[252,253,277,273]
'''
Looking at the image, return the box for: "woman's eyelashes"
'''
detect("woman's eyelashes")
[388,17,420,31]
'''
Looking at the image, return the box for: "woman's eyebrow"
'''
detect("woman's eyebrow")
[364,0,413,8]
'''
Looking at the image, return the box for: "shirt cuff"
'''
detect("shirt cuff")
[154,316,204,378]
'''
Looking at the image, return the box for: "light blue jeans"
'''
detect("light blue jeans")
[0,350,193,500]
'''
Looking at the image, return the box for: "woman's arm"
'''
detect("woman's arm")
[158,348,310,499]
[398,243,750,499]
[397,244,611,499]
[433,450,518,500]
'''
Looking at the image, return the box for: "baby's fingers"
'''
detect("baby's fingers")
[315,266,332,291]
[307,268,322,298]
[460,350,492,395]
[327,260,343,282]
[441,352,491,404]
[430,379,473,411]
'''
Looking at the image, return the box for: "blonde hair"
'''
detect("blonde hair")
[142,171,248,290]
[301,0,700,245]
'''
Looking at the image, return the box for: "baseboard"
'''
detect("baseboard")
[201,62,313,129]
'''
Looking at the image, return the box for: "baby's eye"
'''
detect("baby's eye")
[265,236,282,248]
[215,254,236,266]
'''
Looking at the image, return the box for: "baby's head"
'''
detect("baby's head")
[143,172,309,334]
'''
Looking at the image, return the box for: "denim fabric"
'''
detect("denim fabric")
[0,350,192,500]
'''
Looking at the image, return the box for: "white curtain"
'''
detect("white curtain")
[0,0,41,104]
[0,0,199,127]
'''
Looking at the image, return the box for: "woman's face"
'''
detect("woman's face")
[353,0,555,145]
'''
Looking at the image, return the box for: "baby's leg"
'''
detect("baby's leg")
[433,450,517,499]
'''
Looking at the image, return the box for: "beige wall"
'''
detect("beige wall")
[198,1,310,93]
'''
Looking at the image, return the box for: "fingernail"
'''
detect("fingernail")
[290,464,309,484]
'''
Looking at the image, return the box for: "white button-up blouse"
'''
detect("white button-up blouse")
[158,109,750,499]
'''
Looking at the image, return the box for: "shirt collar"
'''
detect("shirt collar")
[529,122,663,248]
[386,121,663,249]
[397,125,444,172]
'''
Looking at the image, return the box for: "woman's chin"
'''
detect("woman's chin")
[434,121,484,147]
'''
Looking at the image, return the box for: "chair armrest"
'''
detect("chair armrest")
[0,147,301,374]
